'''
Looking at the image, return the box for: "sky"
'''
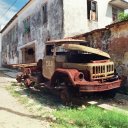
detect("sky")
[0,0,29,29]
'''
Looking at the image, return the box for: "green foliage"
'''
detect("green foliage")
[53,106,128,128]
[118,12,128,21]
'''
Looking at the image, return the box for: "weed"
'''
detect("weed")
[52,106,128,128]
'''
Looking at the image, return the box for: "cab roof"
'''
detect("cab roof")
[46,39,87,45]
[62,44,110,59]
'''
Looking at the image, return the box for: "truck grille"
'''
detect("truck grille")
[91,63,114,80]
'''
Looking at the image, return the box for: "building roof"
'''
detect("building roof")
[106,19,128,28]
[109,0,128,9]
[0,0,32,33]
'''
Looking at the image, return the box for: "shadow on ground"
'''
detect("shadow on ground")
[11,83,63,109]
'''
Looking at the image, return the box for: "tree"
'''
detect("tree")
[118,12,128,21]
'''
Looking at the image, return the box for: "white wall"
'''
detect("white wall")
[97,0,113,28]
[63,0,113,37]
[63,0,87,37]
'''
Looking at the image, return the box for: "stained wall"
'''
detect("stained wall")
[18,0,63,63]
[1,0,63,65]
[1,18,18,65]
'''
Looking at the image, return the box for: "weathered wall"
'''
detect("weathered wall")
[17,0,63,63]
[48,0,63,40]
[1,0,63,65]
[18,0,46,63]
[1,19,18,65]
[108,23,128,86]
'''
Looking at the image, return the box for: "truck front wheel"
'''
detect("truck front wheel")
[60,87,71,105]
[53,76,72,105]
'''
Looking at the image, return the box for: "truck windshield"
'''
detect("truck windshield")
[67,50,108,63]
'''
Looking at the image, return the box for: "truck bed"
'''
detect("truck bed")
[10,63,37,68]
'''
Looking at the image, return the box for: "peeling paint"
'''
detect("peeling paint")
[2,24,18,65]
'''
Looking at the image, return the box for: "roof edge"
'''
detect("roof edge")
[0,0,32,33]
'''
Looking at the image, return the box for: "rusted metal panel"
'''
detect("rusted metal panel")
[51,68,80,86]
[43,56,56,79]
[47,39,110,58]
[79,79,121,92]
[11,63,37,68]
[15,39,122,98]
[52,68,121,92]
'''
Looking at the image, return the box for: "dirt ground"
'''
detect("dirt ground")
[0,72,50,128]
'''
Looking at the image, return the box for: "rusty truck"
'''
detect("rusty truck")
[16,39,121,102]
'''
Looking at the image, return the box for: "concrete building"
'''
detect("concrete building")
[1,0,128,65]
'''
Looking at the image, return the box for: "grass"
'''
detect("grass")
[52,106,128,128]
[6,82,128,128]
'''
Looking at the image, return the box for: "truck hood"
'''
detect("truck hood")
[62,44,110,59]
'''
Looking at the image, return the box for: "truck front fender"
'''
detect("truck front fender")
[51,68,84,86]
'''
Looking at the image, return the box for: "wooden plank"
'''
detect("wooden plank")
[10,63,37,68]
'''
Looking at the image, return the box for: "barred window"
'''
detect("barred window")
[23,17,30,33]
[42,3,48,24]
[87,0,98,21]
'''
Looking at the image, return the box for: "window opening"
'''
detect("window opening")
[87,0,98,21]
[42,3,48,24]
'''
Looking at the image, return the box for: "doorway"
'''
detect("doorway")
[21,43,35,64]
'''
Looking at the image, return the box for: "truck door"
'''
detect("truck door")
[43,56,55,79]
[42,44,55,79]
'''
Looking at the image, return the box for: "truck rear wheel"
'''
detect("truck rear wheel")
[53,73,80,105]
[16,74,22,83]
[24,78,33,88]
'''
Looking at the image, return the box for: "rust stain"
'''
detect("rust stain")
[109,37,128,56]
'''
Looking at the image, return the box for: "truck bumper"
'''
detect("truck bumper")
[76,79,121,92]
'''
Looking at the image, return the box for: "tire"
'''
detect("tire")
[60,87,71,105]
[53,76,72,105]
[24,78,32,88]
[53,75,80,105]
[16,75,22,83]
